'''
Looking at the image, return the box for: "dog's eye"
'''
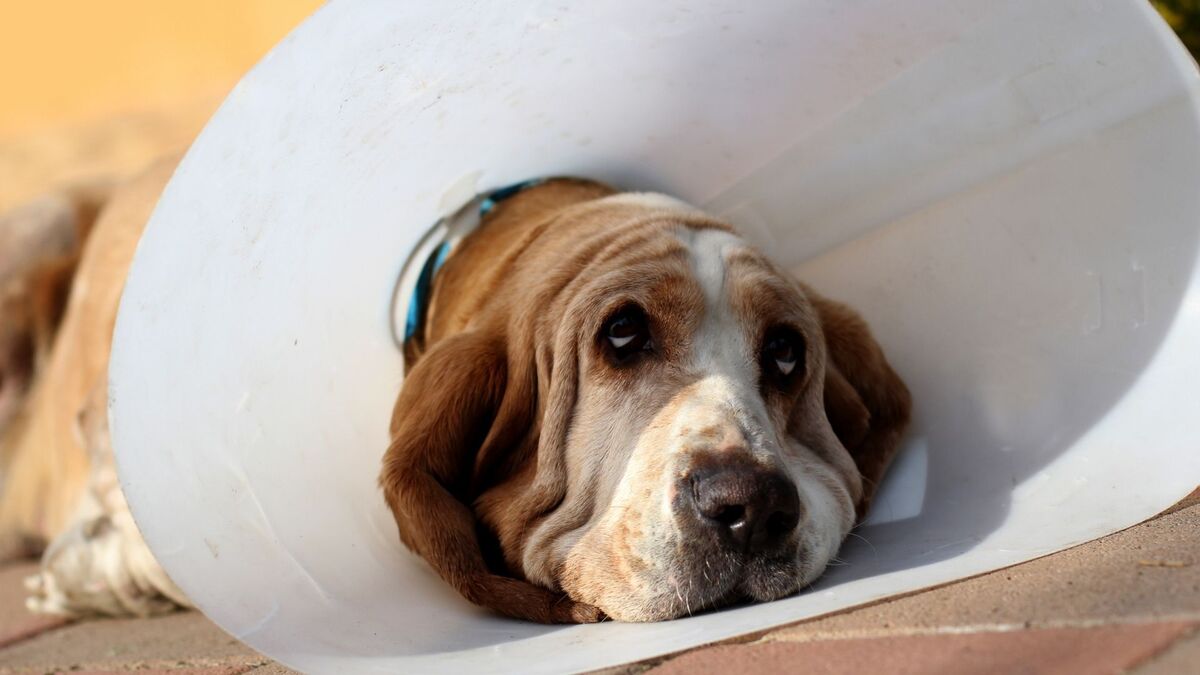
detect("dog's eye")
[603,305,652,362]
[762,326,804,383]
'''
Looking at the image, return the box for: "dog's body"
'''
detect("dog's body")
[382,179,911,622]
[1,165,909,623]
[0,156,188,616]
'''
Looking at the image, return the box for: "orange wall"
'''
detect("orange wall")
[0,0,323,137]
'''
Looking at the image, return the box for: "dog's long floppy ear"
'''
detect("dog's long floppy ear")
[809,291,913,519]
[378,330,602,624]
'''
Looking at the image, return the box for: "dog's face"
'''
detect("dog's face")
[519,217,857,620]
[382,186,910,623]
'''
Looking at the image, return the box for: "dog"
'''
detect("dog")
[1,165,909,623]
[381,178,911,623]
[1,155,189,616]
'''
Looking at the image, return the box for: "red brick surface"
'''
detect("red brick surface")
[1135,625,1200,674]
[2,496,1196,672]
[651,622,1197,675]
[0,605,273,673]
[69,662,258,667]
[0,562,66,649]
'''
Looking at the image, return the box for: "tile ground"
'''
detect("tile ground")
[760,492,1200,643]
[0,592,279,673]
[650,622,1197,675]
[0,492,1195,673]
[0,563,65,650]
[1136,625,1200,675]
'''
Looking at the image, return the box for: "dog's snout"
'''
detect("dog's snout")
[687,462,801,554]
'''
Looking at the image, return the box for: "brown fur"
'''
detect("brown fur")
[382,180,620,623]
[0,156,179,557]
[810,291,913,517]
[379,182,912,622]
[0,187,109,446]
[0,165,909,621]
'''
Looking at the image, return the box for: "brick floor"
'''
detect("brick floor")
[650,622,1197,675]
[1134,624,1200,674]
[0,602,277,673]
[0,562,65,650]
[68,668,260,675]
[0,494,1195,673]
[758,494,1200,645]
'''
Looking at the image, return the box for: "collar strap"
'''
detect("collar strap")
[401,178,544,348]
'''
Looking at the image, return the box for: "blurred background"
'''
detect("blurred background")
[0,0,1196,215]
[1155,0,1200,56]
[0,1,322,136]
[0,0,321,214]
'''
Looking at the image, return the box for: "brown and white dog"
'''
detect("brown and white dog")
[1,165,909,623]
[0,156,188,617]
[381,178,911,623]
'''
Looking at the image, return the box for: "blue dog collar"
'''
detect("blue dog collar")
[396,178,544,352]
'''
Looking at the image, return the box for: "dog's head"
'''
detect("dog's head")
[381,182,911,622]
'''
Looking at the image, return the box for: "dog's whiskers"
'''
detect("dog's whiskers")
[846,531,878,559]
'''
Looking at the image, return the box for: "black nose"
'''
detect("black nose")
[689,462,801,554]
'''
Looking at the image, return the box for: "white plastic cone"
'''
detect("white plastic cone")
[110,1,1200,673]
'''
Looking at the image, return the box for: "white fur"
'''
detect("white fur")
[25,383,188,618]
[674,227,851,587]
[597,192,707,216]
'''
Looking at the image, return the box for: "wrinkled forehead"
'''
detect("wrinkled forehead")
[678,226,799,312]
[685,227,818,333]
[574,195,819,350]
[676,226,819,361]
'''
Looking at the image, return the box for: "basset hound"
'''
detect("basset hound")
[381,178,911,623]
[0,166,908,622]
[1,156,190,617]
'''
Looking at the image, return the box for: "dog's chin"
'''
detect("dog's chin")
[589,551,804,622]
[740,556,803,603]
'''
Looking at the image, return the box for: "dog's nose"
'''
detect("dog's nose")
[688,462,801,554]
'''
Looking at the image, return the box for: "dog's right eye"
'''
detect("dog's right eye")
[761,324,806,388]
[602,304,652,363]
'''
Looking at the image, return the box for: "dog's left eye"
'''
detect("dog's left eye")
[762,326,804,382]
[602,304,652,363]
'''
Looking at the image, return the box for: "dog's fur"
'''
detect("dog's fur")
[1,166,909,623]
[381,180,911,623]
[0,155,188,616]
